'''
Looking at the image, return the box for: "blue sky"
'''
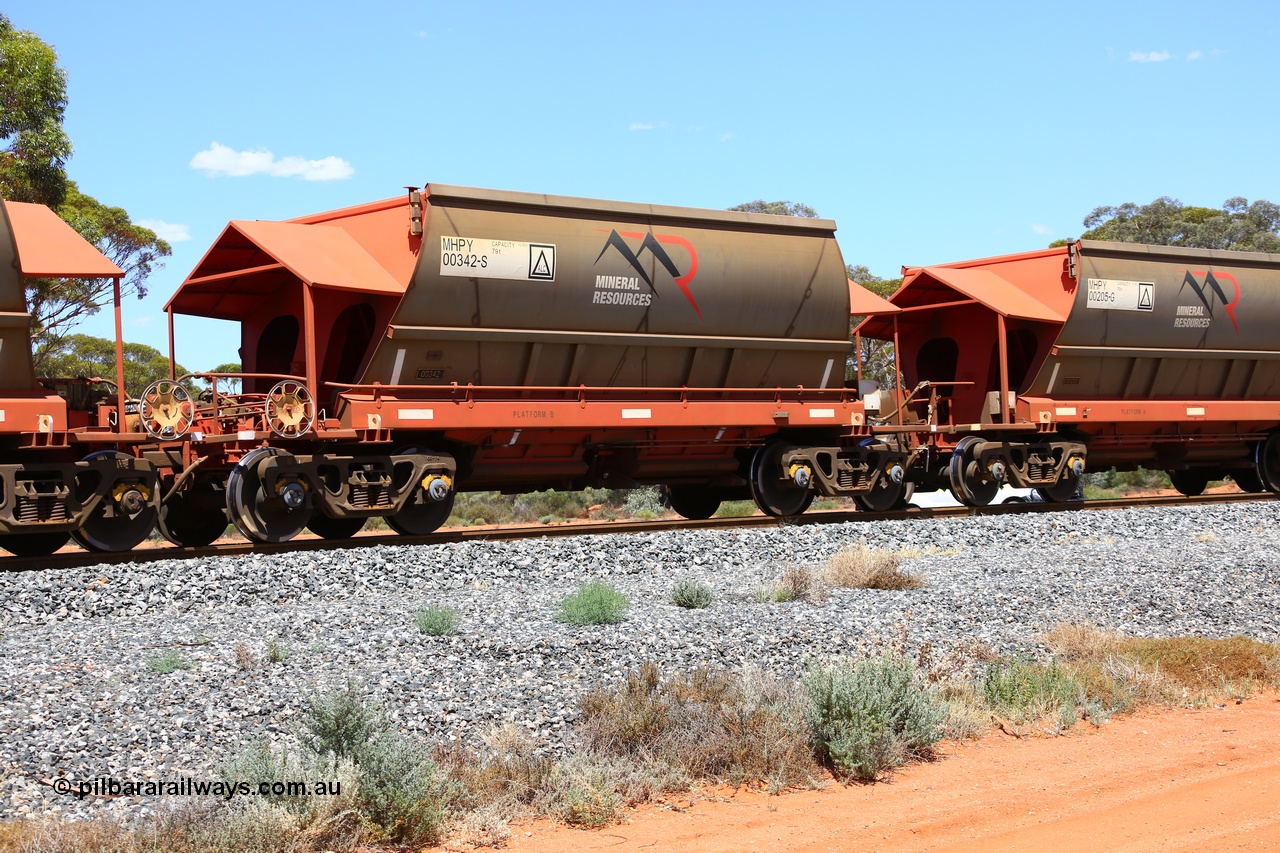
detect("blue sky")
[7,1,1278,371]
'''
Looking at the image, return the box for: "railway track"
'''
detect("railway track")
[1,491,1272,574]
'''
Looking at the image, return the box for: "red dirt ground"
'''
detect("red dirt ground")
[436,692,1280,853]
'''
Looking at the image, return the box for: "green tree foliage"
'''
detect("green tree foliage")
[1,16,171,370]
[728,200,819,218]
[847,264,900,387]
[1054,196,1280,252]
[40,333,187,393]
[0,13,71,207]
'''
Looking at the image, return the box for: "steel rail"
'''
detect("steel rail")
[1,491,1273,573]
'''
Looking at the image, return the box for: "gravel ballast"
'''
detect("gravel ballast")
[1,501,1277,822]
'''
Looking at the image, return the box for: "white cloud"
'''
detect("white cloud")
[136,219,191,243]
[1129,50,1171,62]
[1186,49,1202,60]
[629,122,654,131]
[131,315,154,328]
[189,142,354,181]
[1031,224,1053,236]
[719,132,735,142]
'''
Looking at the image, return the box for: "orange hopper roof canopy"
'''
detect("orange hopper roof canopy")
[3,201,123,278]
[847,279,900,315]
[167,219,407,320]
[917,266,1063,323]
[855,263,1064,340]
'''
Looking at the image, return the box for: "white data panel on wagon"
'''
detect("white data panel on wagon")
[439,237,556,281]
[1086,278,1154,311]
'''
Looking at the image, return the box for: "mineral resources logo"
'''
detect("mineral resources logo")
[593,229,701,318]
[1178,269,1241,333]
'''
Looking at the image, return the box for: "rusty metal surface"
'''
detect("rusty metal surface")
[1025,240,1280,400]
[2,200,124,278]
[366,184,853,393]
[913,266,1064,323]
[0,197,39,397]
[847,279,900,315]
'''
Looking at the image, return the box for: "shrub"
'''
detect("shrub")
[760,565,821,603]
[804,654,948,782]
[982,657,1082,725]
[146,650,192,674]
[623,486,667,518]
[415,605,461,636]
[234,641,257,671]
[298,681,384,761]
[824,545,923,590]
[671,579,713,609]
[355,730,453,843]
[578,663,816,792]
[557,582,629,625]
[266,639,291,664]
[714,499,758,518]
[291,682,453,844]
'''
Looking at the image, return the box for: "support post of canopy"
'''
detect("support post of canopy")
[113,274,127,433]
[997,313,1010,424]
[892,316,902,424]
[302,283,318,394]
[167,309,176,381]
[855,331,863,385]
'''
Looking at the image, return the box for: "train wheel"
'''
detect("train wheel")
[0,532,70,557]
[72,451,158,552]
[949,437,999,507]
[227,447,311,543]
[306,515,367,540]
[1168,470,1209,497]
[1233,468,1266,493]
[665,486,721,520]
[386,491,455,536]
[750,442,814,518]
[856,478,913,512]
[1253,435,1280,493]
[159,483,229,548]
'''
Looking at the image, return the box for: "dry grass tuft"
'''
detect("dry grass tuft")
[824,545,924,590]
[1041,622,1122,662]
[1118,635,1280,693]
[579,662,818,792]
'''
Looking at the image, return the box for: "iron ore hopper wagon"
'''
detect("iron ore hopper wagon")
[149,185,900,547]
[854,240,1280,505]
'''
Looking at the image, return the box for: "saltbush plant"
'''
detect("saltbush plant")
[415,605,462,636]
[671,578,713,609]
[557,582,629,625]
[145,650,192,674]
[803,654,948,781]
[981,657,1082,727]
